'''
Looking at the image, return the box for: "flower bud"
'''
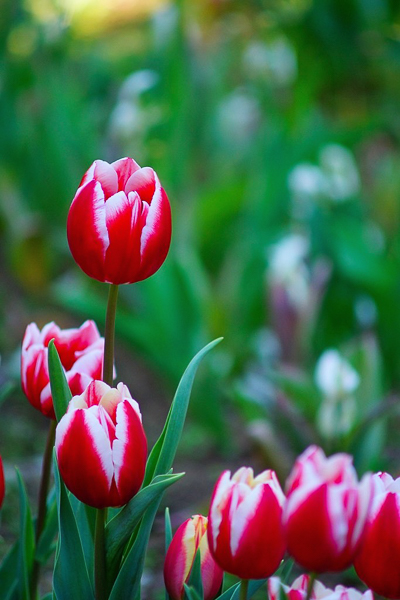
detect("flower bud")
[67,157,171,285]
[354,472,400,599]
[268,574,373,600]
[283,445,372,572]
[164,515,223,600]
[207,467,286,579]
[55,380,147,508]
[21,320,104,419]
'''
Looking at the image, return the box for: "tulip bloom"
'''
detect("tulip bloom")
[207,467,286,580]
[164,515,223,600]
[268,575,373,600]
[55,380,147,508]
[67,157,171,285]
[283,446,372,572]
[354,472,400,599]
[21,320,104,419]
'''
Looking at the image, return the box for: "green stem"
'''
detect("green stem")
[30,419,56,598]
[305,572,316,600]
[103,284,119,386]
[95,508,107,600]
[240,579,249,600]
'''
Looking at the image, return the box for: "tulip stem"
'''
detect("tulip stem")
[103,284,119,386]
[30,418,56,598]
[95,508,107,600]
[305,573,316,600]
[240,579,249,600]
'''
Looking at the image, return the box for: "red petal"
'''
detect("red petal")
[67,180,108,282]
[112,157,141,191]
[137,184,171,281]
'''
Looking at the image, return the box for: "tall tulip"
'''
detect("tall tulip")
[21,320,104,419]
[354,472,400,599]
[207,467,286,580]
[55,380,147,508]
[67,157,171,285]
[283,445,372,572]
[268,574,373,600]
[164,515,223,600]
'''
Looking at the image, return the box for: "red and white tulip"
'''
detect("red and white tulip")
[207,467,286,580]
[354,472,400,599]
[283,445,372,572]
[55,380,147,508]
[0,455,5,509]
[67,157,171,285]
[21,320,104,419]
[268,574,373,600]
[164,515,223,600]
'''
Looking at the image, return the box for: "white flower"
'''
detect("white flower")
[243,37,297,85]
[268,234,310,310]
[315,349,360,398]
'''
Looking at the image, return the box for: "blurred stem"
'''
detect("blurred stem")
[30,419,56,598]
[240,579,248,600]
[103,284,119,386]
[306,572,316,600]
[95,508,107,600]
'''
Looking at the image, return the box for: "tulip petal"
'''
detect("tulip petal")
[103,191,143,284]
[138,183,172,281]
[112,157,141,190]
[93,160,118,199]
[125,167,156,203]
[56,406,114,508]
[111,400,147,505]
[67,179,109,282]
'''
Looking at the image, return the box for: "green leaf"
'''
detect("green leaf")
[165,507,172,553]
[16,470,35,600]
[68,495,96,583]
[187,548,204,600]
[184,584,203,600]
[52,457,95,600]
[105,472,184,581]
[216,583,240,600]
[48,339,72,422]
[144,338,223,485]
[0,541,19,600]
[108,499,160,600]
[35,493,58,564]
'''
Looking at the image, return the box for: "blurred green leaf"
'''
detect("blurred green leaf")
[16,470,35,600]
[48,340,72,422]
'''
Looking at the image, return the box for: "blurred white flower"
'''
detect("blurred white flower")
[315,349,360,398]
[268,233,310,310]
[288,163,327,199]
[319,144,360,201]
[118,69,159,101]
[217,90,261,147]
[243,37,297,85]
[315,349,360,439]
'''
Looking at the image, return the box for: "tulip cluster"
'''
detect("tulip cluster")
[268,575,373,600]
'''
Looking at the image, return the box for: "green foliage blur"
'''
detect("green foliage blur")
[2,0,400,476]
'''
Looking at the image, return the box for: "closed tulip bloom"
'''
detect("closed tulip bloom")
[21,320,104,419]
[268,575,373,600]
[354,472,400,599]
[283,445,372,572]
[207,467,286,580]
[55,380,147,508]
[67,157,171,285]
[164,515,223,600]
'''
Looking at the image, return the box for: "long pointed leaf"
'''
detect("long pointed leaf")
[105,473,184,580]
[52,457,95,600]
[48,340,72,422]
[144,338,222,485]
[16,471,35,600]
[0,541,19,600]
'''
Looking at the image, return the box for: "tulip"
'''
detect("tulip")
[354,472,400,599]
[268,574,373,600]
[207,467,286,580]
[164,515,223,600]
[67,157,171,285]
[55,380,147,508]
[283,445,372,572]
[21,320,104,419]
